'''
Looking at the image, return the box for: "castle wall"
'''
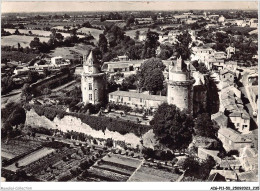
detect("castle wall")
[25,109,144,148]
[81,75,105,105]
[169,72,187,81]
[167,84,193,112]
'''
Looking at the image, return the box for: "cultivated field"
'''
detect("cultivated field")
[1,35,49,48]
[128,165,180,182]
[77,27,103,40]
[125,28,163,39]
[83,153,142,181]
[1,137,43,160]
[48,43,93,59]
[4,29,85,38]
[5,147,55,172]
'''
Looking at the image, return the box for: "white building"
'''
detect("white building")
[51,56,63,65]
[229,110,250,134]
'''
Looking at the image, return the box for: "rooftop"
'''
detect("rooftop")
[218,128,251,143]
[109,90,167,102]
[211,112,228,128]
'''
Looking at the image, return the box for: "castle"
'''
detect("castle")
[81,51,105,105]
[82,52,197,114]
[167,57,195,113]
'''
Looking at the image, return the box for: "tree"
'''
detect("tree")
[56,33,64,42]
[30,37,42,50]
[14,29,20,35]
[134,30,140,40]
[98,34,108,53]
[137,58,165,94]
[21,83,32,102]
[173,31,192,60]
[150,103,194,151]
[194,113,218,138]
[82,21,92,28]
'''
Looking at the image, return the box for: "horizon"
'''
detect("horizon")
[1,1,258,13]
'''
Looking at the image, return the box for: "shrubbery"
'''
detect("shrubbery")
[142,147,175,161]
[26,104,151,137]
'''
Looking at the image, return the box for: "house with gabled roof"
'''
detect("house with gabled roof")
[218,128,252,151]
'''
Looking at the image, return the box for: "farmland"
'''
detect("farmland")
[48,43,93,60]
[5,147,55,172]
[1,35,49,48]
[128,165,180,182]
[77,27,103,41]
[1,137,44,160]
[4,29,85,38]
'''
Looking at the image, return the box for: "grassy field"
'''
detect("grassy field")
[77,27,103,40]
[125,27,163,39]
[1,35,50,48]
[48,43,93,60]
[1,50,38,63]
[4,29,85,38]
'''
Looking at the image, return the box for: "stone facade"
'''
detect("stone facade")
[81,51,105,105]
[167,57,195,113]
[25,109,143,147]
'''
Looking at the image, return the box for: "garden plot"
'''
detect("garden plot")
[128,166,180,182]
[5,147,55,172]
[1,137,43,160]
[95,160,135,176]
[102,154,142,168]
[87,167,129,182]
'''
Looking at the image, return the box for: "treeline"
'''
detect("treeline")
[25,104,151,137]
[29,29,94,53]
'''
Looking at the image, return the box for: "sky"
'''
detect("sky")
[1,1,258,13]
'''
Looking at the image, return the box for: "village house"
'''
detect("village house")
[108,90,167,110]
[197,147,221,163]
[229,110,250,134]
[191,46,215,64]
[102,60,144,73]
[219,69,235,86]
[226,46,235,59]
[209,169,238,181]
[249,18,258,28]
[211,112,228,129]
[217,128,252,152]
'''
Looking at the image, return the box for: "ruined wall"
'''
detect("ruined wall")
[25,109,143,147]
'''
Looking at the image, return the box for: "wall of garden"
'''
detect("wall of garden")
[25,106,152,147]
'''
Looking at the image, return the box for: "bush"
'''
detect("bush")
[227,150,239,157]
[106,138,113,147]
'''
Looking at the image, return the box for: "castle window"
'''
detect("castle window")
[140,98,143,102]
[89,83,92,90]
[89,94,92,101]
[129,97,131,101]
[110,95,113,99]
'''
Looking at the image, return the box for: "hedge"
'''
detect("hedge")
[25,104,151,137]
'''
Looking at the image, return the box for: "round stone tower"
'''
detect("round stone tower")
[167,57,195,114]
[81,51,105,105]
